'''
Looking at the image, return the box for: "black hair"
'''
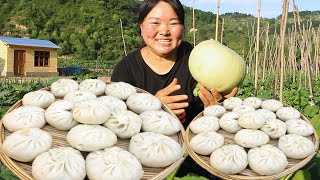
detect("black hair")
[138,0,185,25]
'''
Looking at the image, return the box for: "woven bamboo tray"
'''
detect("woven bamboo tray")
[185,111,319,180]
[0,87,187,180]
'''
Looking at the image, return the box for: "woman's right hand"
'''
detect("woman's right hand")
[155,78,189,119]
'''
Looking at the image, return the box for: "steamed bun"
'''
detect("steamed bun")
[86,147,143,180]
[140,110,181,135]
[260,118,286,139]
[256,109,276,120]
[278,134,315,159]
[126,93,162,114]
[97,95,127,112]
[210,144,248,175]
[203,105,226,118]
[45,100,78,131]
[64,90,97,102]
[238,111,265,129]
[50,78,79,98]
[234,129,270,148]
[219,112,242,133]
[232,105,255,114]
[103,110,142,139]
[261,99,283,112]
[73,99,110,124]
[276,107,301,121]
[285,119,314,136]
[222,97,243,110]
[243,97,262,109]
[189,116,220,134]
[1,128,52,162]
[129,132,182,167]
[32,147,86,180]
[67,124,117,152]
[248,144,288,175]
[2,106,46,132]
[190,131,224,155]
[22,90,55,108]
[105,81,136,100]
[79,79,106,95]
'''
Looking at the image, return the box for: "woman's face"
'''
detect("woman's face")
[140,1,183,57]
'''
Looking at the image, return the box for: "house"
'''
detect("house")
[0,36,60,76]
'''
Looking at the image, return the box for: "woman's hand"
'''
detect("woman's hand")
[198,84,238,107]
[155,78,189,120]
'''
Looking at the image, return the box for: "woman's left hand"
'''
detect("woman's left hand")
[198,84,238,107]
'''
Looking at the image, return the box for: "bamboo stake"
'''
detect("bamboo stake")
[292,0,298,82]
[120,19,127,56]
[192,0,196,46]
[293,4,304,91]
[269,26,278,75]
[254,0,261,96]
[220,18,224,43]
[305,19,315,105]
[274,0,289,101]
[262,23,269,82]
[314,28,320,77]
[215,0,220,41]
[246,21,256,76]
[288,27,295,79]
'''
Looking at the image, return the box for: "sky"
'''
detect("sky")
[180,0,320,18]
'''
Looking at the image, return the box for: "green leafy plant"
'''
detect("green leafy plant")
[0,164,19,180]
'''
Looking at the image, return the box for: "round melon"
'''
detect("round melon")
[188,39,246,94]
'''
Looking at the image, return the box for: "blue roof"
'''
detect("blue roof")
[0,36,60,49]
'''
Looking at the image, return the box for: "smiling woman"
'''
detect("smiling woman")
[110,0,237,179]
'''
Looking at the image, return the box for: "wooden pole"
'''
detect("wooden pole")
[306,20,315,105]
[254,0,261,96]
[314,28,320,77]
[192,0,196,46]
[273,0,289,101]
[262,23,269,82]
[120,19,127,56]
[215,0,220,41]
[220,18,224,43]
[278,0,290,102]
[292,0,298,82]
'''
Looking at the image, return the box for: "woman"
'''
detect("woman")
[111,0,237,125]
[111,1,237,179]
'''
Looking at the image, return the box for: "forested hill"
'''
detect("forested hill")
[1,0,319,66]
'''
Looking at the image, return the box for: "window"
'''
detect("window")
[34,51,50,67]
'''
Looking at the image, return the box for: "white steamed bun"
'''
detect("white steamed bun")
[79,79,106,96]
[210,144,248,175]
[2,106,45,132]
[140,110,181,136]
[126,93,162,114]
[103,110,142,139]
[105,81,137,100]
[86,147,143,180]
[248,144,288,175]
[45,100,78,131]
[50,78,79,98]
[1,128,52,162]
[22,90,55,108]
[67,124,117,152]
[32,147,86,180]
[129,132,182,167]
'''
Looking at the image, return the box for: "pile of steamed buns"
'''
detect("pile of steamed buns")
[189,96,316,176]
[1,79,184,180]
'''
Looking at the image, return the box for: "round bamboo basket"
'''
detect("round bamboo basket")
[185,111,319,180]
[0,87,187,180]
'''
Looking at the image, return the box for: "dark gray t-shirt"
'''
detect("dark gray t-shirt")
[111,41,203,126]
